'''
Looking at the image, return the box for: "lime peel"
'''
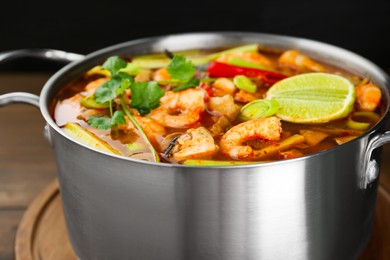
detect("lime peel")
[265,73,355,123]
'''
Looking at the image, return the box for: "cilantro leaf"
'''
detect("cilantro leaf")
[94,74,133,104]
[111,111,126,126]
[167,55,196,83]
[172,78,200,92]
[88,117,111,130]
[130,81,165,115]
[116,77,132,96]
[94,78,121,103]
[88,111,126,130]
[102,56,127,77]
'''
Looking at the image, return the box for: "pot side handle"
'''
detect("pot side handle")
[0,49,85,143]
[0,48,84,108]
[0,48,84,64]
[361,131,390,189]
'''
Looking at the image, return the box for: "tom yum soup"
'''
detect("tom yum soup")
[53,44,384,165]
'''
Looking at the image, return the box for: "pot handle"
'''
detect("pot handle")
[361,131,390,189]
[0,49,85,143]
[0,48,84,107]
[0,48,84,64]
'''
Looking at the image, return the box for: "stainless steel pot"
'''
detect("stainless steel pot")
[1,32,390,260]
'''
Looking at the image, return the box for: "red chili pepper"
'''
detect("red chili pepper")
[197,82,213,102]
[207,61,287,85]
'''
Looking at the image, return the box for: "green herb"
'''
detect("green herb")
[94,78,122,104]
[111,110,126,125]
[117,78,132,96]
[130,81,165,115]
[88,111,126,130]
[120,98,160,162]
[94,71,134,104]
[88,117,111,130]
[87,55,162,162]
[172,78,200,92]
[167,55,196,83]
[102,56,127,77]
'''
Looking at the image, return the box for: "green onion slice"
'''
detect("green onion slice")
[347,118,370,130]
[346,111,380,130]
[233,75,257,93]
[240,99,280,121]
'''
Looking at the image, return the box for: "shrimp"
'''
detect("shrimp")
[118,116,166,146]
[149,88,205,128]
[212,78,237,96]
[209,116,232,137]
[208,95,240,122]
[220,117,282,160]
[135,69,152,82]
[153,67,171,82]
[166,127,219,162]
[356,83,382,112]
[278,50,326,72]
[84,77,109,95]
[217,51,273,67]
[234,89,257,103]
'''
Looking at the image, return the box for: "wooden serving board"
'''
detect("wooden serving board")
[15,180,77,260]
[14,179,390,260]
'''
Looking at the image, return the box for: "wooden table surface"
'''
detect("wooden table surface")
[0,73,57,260]
[1,73,390,259]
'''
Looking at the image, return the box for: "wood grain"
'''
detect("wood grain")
[0,210,24,260]
[15,180,76,260]
[0,73,57,259]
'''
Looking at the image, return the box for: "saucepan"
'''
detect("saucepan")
[1,32,390,260]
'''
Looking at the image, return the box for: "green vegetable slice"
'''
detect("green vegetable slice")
[132,44,259,69]
[233,75,257,93]
[81,95,109,109]
[63,122,120,155]
[240,99,280,121]
[227,56,277,72]
[119,63,142,76]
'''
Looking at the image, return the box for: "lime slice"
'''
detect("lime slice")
[265,73,355,123]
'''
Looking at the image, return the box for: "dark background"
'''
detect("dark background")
[1,0,390,71]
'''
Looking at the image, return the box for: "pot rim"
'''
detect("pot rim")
[39,31,390,168]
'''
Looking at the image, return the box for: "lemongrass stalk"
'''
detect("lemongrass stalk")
[63,123,120,155]
[132,44,259,69]
[227,56,278,72]
[253,134,305,159]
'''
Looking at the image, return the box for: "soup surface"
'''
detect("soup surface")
[53,45,384,165]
